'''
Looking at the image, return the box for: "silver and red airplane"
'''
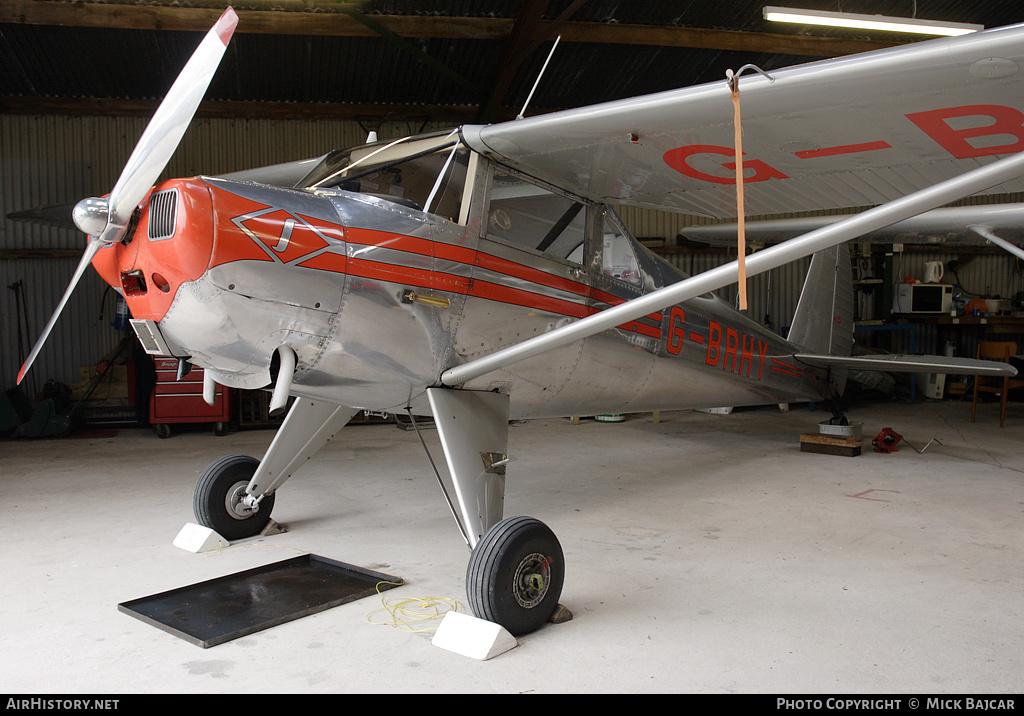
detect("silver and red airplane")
[16,8,1024,635]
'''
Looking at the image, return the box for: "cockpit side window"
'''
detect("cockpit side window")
[598,209,641,286]
[486,169,586,264]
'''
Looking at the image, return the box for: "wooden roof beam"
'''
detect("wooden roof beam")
[2,1,901,56]
[0,96,492,124]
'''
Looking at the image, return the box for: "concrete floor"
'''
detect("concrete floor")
[1,397,1021,694]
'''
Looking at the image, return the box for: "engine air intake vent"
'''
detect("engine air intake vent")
[148,189,178,241]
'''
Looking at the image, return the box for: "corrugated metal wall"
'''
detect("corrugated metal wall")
[884,250,1024,357]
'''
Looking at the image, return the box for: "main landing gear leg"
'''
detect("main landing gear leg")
[426,388,565,636]
[193,398,359,541]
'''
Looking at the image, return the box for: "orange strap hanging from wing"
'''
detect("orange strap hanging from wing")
[731,85,748,311]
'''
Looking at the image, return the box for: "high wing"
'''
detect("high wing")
[677,203,1024,246]
[460,23,1024,219]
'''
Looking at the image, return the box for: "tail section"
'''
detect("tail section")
[788,243,854,395]
[786,243,1017,387]
[788,243,854,356]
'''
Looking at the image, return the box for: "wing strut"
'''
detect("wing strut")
[968,225,1024,261]
[441,147,1024,387]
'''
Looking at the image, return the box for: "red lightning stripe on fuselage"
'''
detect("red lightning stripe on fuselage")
[215,195,796,383]
[770,358,804,377]
[341,227,662,336]
[344,227,595,318]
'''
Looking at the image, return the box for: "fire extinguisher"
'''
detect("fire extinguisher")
[113,292,131,331]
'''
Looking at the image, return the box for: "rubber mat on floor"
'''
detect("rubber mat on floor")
[118,554,403,647]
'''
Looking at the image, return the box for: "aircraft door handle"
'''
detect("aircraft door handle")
[401,289,451,309]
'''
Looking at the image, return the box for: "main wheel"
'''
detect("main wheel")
[193,454,276,541]
[466,516,564,636]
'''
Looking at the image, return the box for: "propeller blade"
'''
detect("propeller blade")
[6,201,78,231]
[17,239,105,385]
[17,7,238,384]
[103,7,238,240]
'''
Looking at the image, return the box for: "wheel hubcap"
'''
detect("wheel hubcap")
[225,480,256,520]
[513,552,552,608]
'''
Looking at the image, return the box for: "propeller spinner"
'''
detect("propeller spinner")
[17,7,239,385]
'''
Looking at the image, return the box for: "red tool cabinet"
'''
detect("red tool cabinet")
[149,357,230,438]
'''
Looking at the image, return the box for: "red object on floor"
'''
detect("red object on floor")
[871,428,902,453]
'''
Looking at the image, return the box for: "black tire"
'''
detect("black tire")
[466,516,564,636]
[193,454,275,541]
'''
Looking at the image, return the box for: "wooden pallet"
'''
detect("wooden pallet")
[799,433,862,457]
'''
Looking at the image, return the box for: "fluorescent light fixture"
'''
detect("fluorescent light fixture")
[763,6,983,36]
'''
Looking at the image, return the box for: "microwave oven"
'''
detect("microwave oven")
[894,283,953,314]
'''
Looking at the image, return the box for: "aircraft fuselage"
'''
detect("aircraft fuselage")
[92,141,828,419]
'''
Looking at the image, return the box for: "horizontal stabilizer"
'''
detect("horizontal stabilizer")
[794,353,1017,377]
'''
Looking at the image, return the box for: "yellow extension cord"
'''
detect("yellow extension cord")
[366,581,463,633]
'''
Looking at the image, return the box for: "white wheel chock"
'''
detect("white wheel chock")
[431,611,518,660]
[173,522,228,553]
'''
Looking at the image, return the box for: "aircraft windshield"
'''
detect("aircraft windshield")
[296,130,469,223]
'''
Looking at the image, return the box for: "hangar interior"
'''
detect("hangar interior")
[1,0,1022,693]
